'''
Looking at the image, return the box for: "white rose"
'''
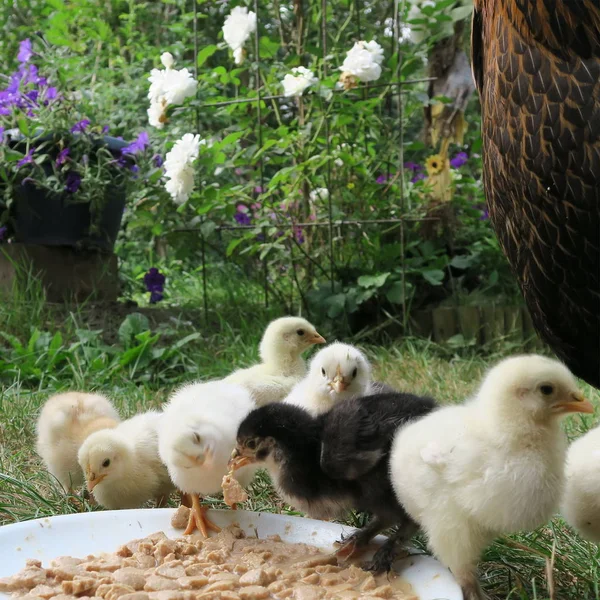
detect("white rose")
[165,167,195,204]
[339,40,384,83]
[309,187,329,202]
[281,66,318,97]
[148,100,167,129]
[223,6,257,63]
[164,134,203,204]
[160,52,174,69]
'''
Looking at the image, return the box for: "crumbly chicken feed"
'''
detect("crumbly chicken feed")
[0,510,417,600]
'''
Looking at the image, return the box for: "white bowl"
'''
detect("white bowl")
[0,509,462,600]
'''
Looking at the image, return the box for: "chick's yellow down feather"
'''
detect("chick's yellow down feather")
[35,392,120,492]
[562,425,600,542]
[224,316,325,406]
[284,342,373,416]
[77,410,174,509]
[390,355,594,600]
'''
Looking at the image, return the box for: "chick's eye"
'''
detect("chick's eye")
[321,367,326,377]
[540,384,554,396]
[102,459,110,468]
[352,367,358,378]
[247,439,257,450]
[297,329,305,336]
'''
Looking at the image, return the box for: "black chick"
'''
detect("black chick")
[232,403,357,520]
[319,391,438,570]
[230,391,437,572]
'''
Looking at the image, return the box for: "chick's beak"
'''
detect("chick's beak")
[228,447,255,471]
[331,376,349,393]
[86,471,107,492]
[310,332,326,345]
[554,392,595,415]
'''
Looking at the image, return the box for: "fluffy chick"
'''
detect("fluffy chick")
[389,355,594,600]
[224,316,325,406]
[284,342,372,415]
[231,390,436,572]
[36,392,120,493]
[158,381,257,537]
[562,424,600,542]
[77,410,174,509]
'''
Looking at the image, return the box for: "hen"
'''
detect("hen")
[471,0,600,387]
[224,316,325,406]
[36,392,120,493]
[389,355,594,600]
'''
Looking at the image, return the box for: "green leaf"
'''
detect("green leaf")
[197,44,217,67]
[449,255,473,269]
[450,5,474,21]
[386,282,406,304]
[422,269,445,286]
[226,237,245,256]
[357,272,390,288]
[118,313,150,349]
[326,293,346,318]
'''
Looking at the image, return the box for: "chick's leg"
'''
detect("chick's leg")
[183,494,221,537]
[335,515,387,559]
[363,519,419,573]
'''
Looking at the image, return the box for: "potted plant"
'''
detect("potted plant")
[0,38,151,252]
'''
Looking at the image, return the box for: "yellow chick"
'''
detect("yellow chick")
[284,342,373,416]
[35,392,120,493]
[158,381,258,536]
[77,410,174,509]
[224,316,325,406]
[562,424,600,542]
[389,355,594,600]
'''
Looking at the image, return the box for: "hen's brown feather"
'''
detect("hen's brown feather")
[472,0,600,387]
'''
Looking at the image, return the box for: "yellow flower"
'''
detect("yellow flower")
[346,182,355,190]
[425,154,446,176]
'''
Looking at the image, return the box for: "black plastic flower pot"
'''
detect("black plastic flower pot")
[9,135,129,253]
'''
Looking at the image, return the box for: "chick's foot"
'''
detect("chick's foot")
[183,494,221,537]
[362,521,419,573]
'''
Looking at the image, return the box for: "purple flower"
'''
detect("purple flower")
[65,171,81,193]
[70,119,91,133]
[122,131,149,155]
[411,173,426,183]
[17,149,35,168]
[234,168,244,176]
[144,268,166,294]
[149,291,164,304]
[449,152,468,169]
[404,161,422,172]
[0,127,4,143]
[56,147,70,166]
[294,226,305,244]
[234,211,252,226]
[25,89,38,104]
[0,226,7,241]
[44,86,58,101]
[101,125,110,134]
[376,174,389,184]
[17,39,33,63]
[480,208,489,220]
[254,186,263,194]
[153,154,163,168]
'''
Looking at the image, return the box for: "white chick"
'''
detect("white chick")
[562,424,600,542]
[389,355,594,600]
[224,316,325,406]
[36,392,120,493]
[158,381,258,537]
[77,410,174,509]
[284,342,373,416]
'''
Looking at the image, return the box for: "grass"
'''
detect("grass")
[0,284,599,600]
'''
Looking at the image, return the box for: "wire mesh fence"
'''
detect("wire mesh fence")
[167,0,440,327]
